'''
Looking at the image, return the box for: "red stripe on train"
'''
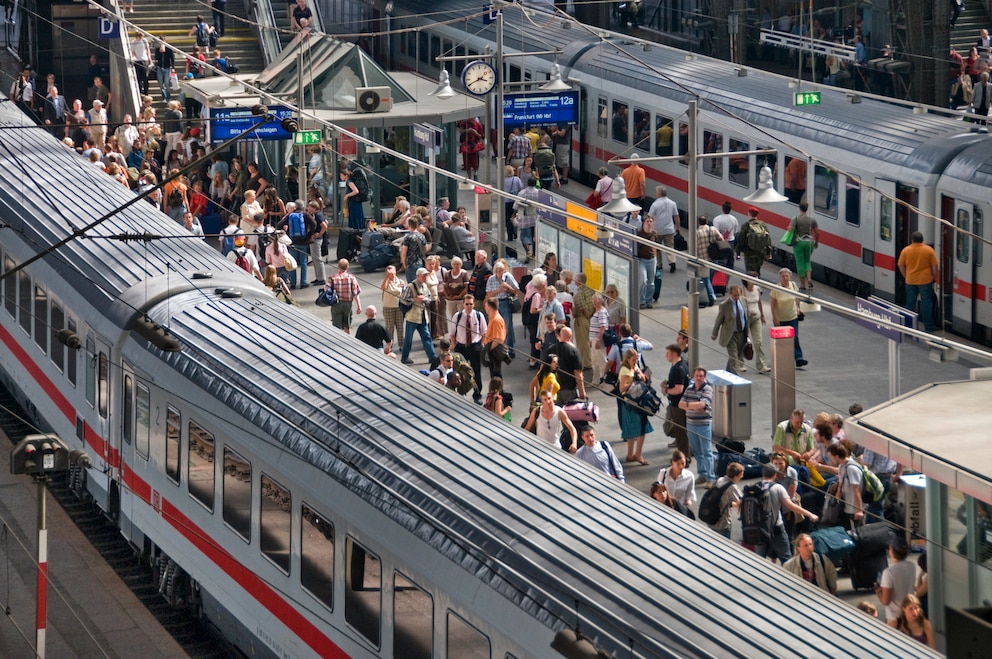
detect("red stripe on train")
[0,324,345,657]
[583,143,877,266]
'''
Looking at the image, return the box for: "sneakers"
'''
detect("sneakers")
[667,440,678,448]
[695,475,708,485]
[701,480,715,489]
[401,359,414,364]
[796,359,808,368]
[669,263,676,273]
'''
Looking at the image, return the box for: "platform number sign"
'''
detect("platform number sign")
[794,91,821,106]
[483,4,500,24]
[97,17,121,39]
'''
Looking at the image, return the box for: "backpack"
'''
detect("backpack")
[745,222,772,254]
[254,228,272,259]
[234,250,251,273]
[740,482,773,546]
[618,337,647,371]
[859,464,885,503]
[221,229,242,256]
[522,291,539,326]
[352,168,369,202]
[168,187,184,208]
[287,212,306,239]
[451,352,476,395]
[698,479,735,525]
[602,327,619,349]
[195,23,209,47]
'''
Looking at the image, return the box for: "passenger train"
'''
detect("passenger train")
[383,0,992,344]
[0,98,934,654]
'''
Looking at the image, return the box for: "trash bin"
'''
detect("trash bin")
[706,370,751,441]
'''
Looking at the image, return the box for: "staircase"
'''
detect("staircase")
[951,3,992,54]
[128,0,267,117]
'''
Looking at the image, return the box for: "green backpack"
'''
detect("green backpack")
[859,464,885,503]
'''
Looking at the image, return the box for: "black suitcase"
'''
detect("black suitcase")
[653,265,663,301]
[337,228,362,261]
[359,243,396,273]
[853,521,895,557]
[847,551,888,590]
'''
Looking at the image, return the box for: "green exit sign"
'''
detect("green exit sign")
[293,130,322,145]
[794,91,821,106]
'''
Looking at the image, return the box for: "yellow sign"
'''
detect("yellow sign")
[583,258,604,292]
[565,201,599,241]
[681,306,688,332]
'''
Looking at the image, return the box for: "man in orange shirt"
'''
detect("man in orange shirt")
[784,157,807,204]
[897,231,939,332]
[621,153,646,209]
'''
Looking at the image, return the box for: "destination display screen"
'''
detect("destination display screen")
[502,91,579,128]
[209,105,297,142]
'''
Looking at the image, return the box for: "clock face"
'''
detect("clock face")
[462,61,497,96]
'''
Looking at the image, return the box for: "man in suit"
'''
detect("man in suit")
[711,284,749,374]
[42,86,67,137]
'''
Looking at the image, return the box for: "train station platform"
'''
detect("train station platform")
[0,431,186,658]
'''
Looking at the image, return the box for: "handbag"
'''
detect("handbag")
[508,295,522,313]
[805,461,827,488]
[584,190,603,209]
[315,286,337,307]
[743,338,754,361]
[780,227,796,246]
[674,231,688,252]
[169,69,180,91]
[663,404,676,436]
[283,251,298,271]
[821,494,842,526]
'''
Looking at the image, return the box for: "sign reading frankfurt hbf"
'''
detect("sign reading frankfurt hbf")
[502,91,579,129]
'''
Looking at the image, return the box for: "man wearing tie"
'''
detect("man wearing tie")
[972,71,991,124]
[42,86,66,137]
[711,285,749,374]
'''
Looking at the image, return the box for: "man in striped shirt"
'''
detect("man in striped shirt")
[328,259,362,334]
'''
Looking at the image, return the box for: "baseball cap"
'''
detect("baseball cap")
[748,207,760,215]
[416,267,428,276]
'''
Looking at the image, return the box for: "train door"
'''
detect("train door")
[950,200,978,335]
[873,179,897,300]
[118,363,136,538]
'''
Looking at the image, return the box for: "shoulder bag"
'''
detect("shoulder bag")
[284,251,298,271]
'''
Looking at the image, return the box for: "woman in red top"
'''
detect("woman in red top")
[966,47,981,84]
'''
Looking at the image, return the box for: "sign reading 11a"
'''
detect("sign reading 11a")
[794,91,821,106]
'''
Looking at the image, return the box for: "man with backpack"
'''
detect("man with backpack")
[826,442,868,527]
[226,235,262,280]
[742,464,819,563]
[575,427,625,482]
[450,294,487,404]
[699,461,744,538]
[219,214,245,256]
[278,200,315,289]
[736,207,772,276]
[189,16,217,49]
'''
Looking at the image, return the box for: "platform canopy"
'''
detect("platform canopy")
[185,32,485,129]
[844,374,992,505]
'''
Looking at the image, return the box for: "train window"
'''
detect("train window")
[98,351,109,419]
[223,448,251,542]
[393,572,433,658]
[633,108,650,152]
[345,538,381,647]
[18,271,30,335]
[429,36,441,67]
[50,303,64,373]
[418,32,429,66]
[703,131,723,178]
[34,285,47,352]
[678,122,688,165]
[188,421,215,511]
[3,256,13,317]
[260,473,291,574]
[845,177,861,226]
[85,335,95,407]
[166,406,181,484]
[975,211,984,266]
[813,165,837,217]
[447,611,490,658]
[135,382,150,459]
[122,375,133,446]
[729,139,749,188]
[879,196,893,242]
[508,65,521,83]
[453,46,466,77]
[784,156,806,205]
[597,98,608,138]
[611,101,629,144]
[301,503,334,610]
[66,319,77,387]
[957,208,971,264]
[655,115,673,156]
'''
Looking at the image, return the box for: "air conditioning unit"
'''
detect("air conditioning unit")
[355,87,392,113]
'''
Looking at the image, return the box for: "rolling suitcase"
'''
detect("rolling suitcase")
[711,270,728,297]
[653,265,663,301]
[847,551,888,590]
[359,243,396,273]
[562,399,600,423]
[809,526,856,563]
[360,230,384,254]
[337,228,362,261]
[852,521,895,557]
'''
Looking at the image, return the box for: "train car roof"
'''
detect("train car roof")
[145,288,936,658]
[0,100,261,328]
[395,0,985,173]
[939,138,992,188]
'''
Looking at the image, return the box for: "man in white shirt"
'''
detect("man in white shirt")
[450,295,487,404]
[712,201,739,268]
[647,185,679,273]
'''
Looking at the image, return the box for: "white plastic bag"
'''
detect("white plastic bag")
[169,69,180,91]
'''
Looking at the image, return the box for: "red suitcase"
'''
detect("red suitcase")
[563,399,600,423]
[711,270,728,297]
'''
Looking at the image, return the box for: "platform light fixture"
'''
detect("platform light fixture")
[743,165,788,204]
[539,61,572,92]
[430,69,456,99]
